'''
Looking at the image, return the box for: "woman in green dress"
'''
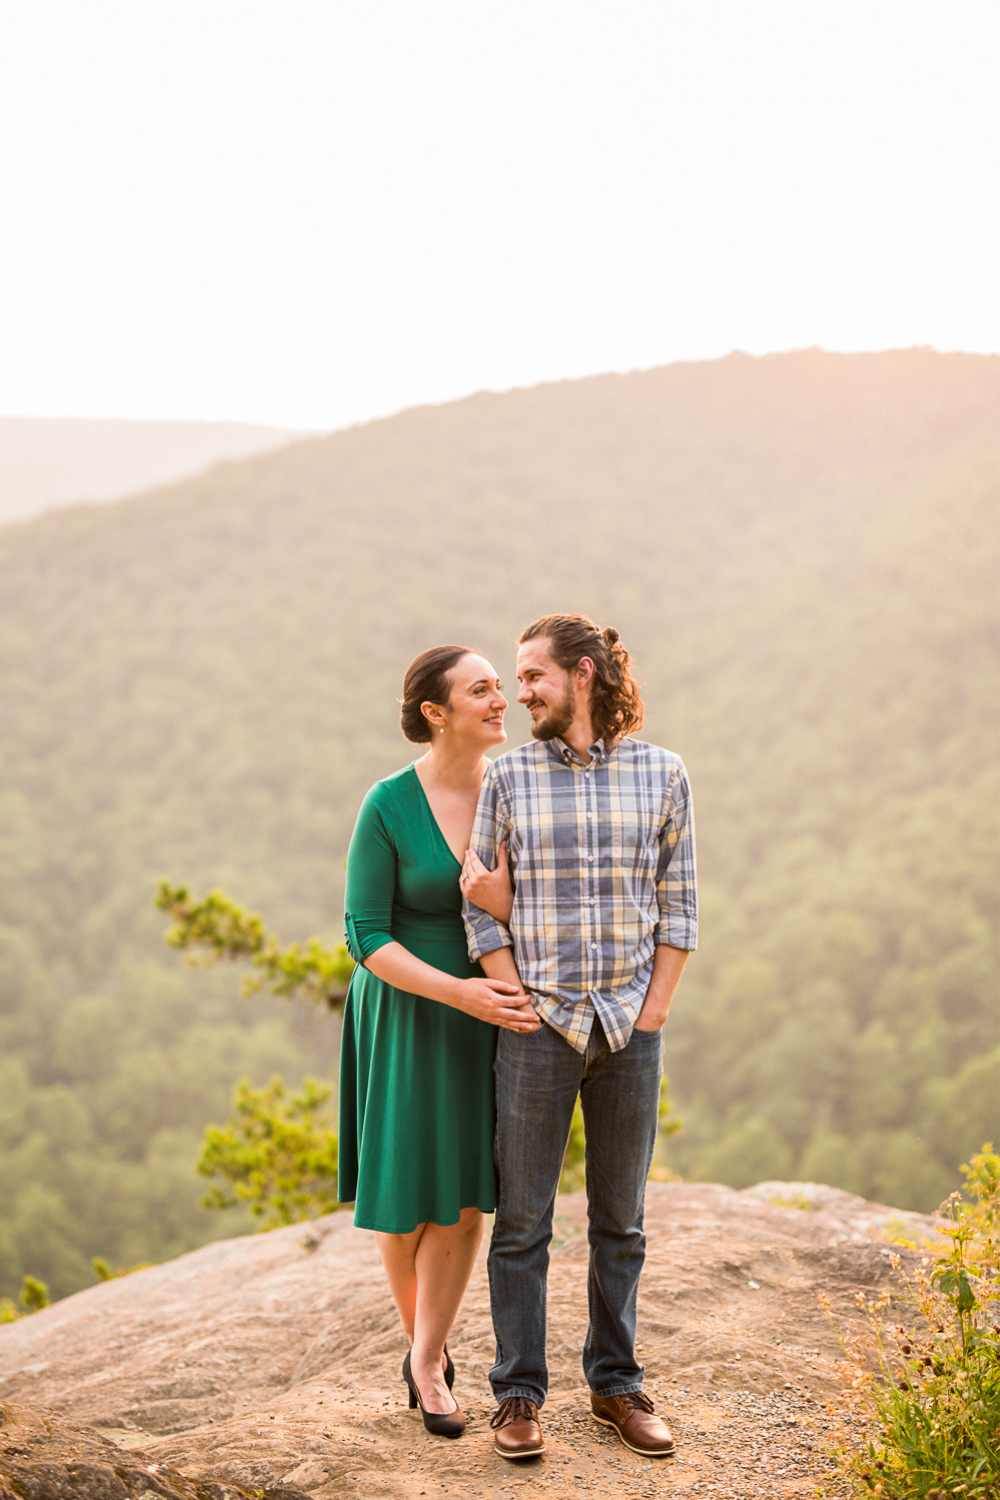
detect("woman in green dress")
[339,645,539,1437]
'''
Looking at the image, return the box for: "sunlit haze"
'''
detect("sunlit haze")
[0,1,996,428]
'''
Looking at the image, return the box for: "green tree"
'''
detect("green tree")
[197,1075,341,1228]
[693,1116,795,1189]
[20,1275,50,1312]
[0,1274,51,1323]
[156,883,355,1008]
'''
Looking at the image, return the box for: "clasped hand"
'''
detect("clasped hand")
[459,842,514,924]
[458,977,539,1032]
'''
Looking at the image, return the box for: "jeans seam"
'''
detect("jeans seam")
[592,1382,645,1398]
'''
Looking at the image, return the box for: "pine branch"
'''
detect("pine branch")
[155,880,355,1009]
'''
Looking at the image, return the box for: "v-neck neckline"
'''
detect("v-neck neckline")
[409,764,464,869]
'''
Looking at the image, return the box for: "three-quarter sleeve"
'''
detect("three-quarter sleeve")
[653,757,698,951]
[463,763,514,961]
[344,783,397,964]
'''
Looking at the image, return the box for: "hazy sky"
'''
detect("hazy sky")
[0,1,996,429]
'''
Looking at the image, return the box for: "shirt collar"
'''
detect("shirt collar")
[551,735,612,769]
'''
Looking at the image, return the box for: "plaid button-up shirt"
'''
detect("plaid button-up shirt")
[462,735,697,1053]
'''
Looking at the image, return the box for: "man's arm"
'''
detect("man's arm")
[652,757,698,952]
[462,765,515,961]
[479,944,526,992]
[638,757,698,1031]
[633,943,688,1031]
[480,943,539,1028]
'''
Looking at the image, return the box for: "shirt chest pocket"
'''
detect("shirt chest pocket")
[607,803,655,868]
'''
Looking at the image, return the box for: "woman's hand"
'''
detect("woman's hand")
[456,977,540,1032]
[460,843,514,924]
[363,941,538,1030]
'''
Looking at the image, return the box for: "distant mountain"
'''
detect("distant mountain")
[0,348,996,1302]
[0,416,310,524]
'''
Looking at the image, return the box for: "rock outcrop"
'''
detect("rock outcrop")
[0,1403,310,1500]
[0,1183,938,1498]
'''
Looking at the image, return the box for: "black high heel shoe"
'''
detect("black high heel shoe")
[402,1350,465,1438]
[444,1346,455,1391]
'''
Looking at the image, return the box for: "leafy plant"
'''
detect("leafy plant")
[822,1144,1000,1498]
[765,1191,820,1211]
[197,1075,342,1228]
[0,1274,52,1322]
[19,1275,49,1312]
[91,1257,153,1281]
[155,882,355,1009]
[559,1101,587,1195]
[649,1070,684,1184]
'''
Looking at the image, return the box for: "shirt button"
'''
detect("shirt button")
[587,855,594,862]
[591,943,597,950]
[586,811,593,818]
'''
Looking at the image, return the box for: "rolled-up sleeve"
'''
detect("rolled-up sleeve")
[653,758,698,950]
[343,784,397,965]
[462,764,514,961]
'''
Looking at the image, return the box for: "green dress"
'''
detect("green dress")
[338,764,498,1231]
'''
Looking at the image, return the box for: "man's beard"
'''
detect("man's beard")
[529,688,575,742]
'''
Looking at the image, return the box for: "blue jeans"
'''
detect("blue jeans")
[488,1017,663,1407]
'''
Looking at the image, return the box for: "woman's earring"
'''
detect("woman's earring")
[439,727,445,734]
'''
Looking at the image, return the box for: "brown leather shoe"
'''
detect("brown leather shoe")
[590,1390,674,1455]
[490,1396,545,1458]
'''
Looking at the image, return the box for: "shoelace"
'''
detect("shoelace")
[617,1391,655,1414]
[491,1396,538,1429]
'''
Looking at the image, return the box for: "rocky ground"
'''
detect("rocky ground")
[0,1182,939,1499]
[0,1403,311,1500]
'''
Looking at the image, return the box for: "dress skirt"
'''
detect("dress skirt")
[338,959,498,1232]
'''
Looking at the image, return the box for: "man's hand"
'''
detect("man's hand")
[632,945,689,1032]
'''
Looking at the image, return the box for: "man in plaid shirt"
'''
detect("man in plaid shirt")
[461,614,697,1462]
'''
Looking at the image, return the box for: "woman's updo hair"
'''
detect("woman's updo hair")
[400,644,476,743]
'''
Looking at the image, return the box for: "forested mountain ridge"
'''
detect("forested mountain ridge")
[0,417,304,525]
[0,348,996,1301]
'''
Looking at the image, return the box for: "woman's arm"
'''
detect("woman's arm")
[462,770,518,952]
[459,842,514,926]
[345,783,536,1032]
[364,941,538,1031]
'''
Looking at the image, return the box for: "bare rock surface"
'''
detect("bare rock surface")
[0,1183,940,1498]
[0,1402,309,1500]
